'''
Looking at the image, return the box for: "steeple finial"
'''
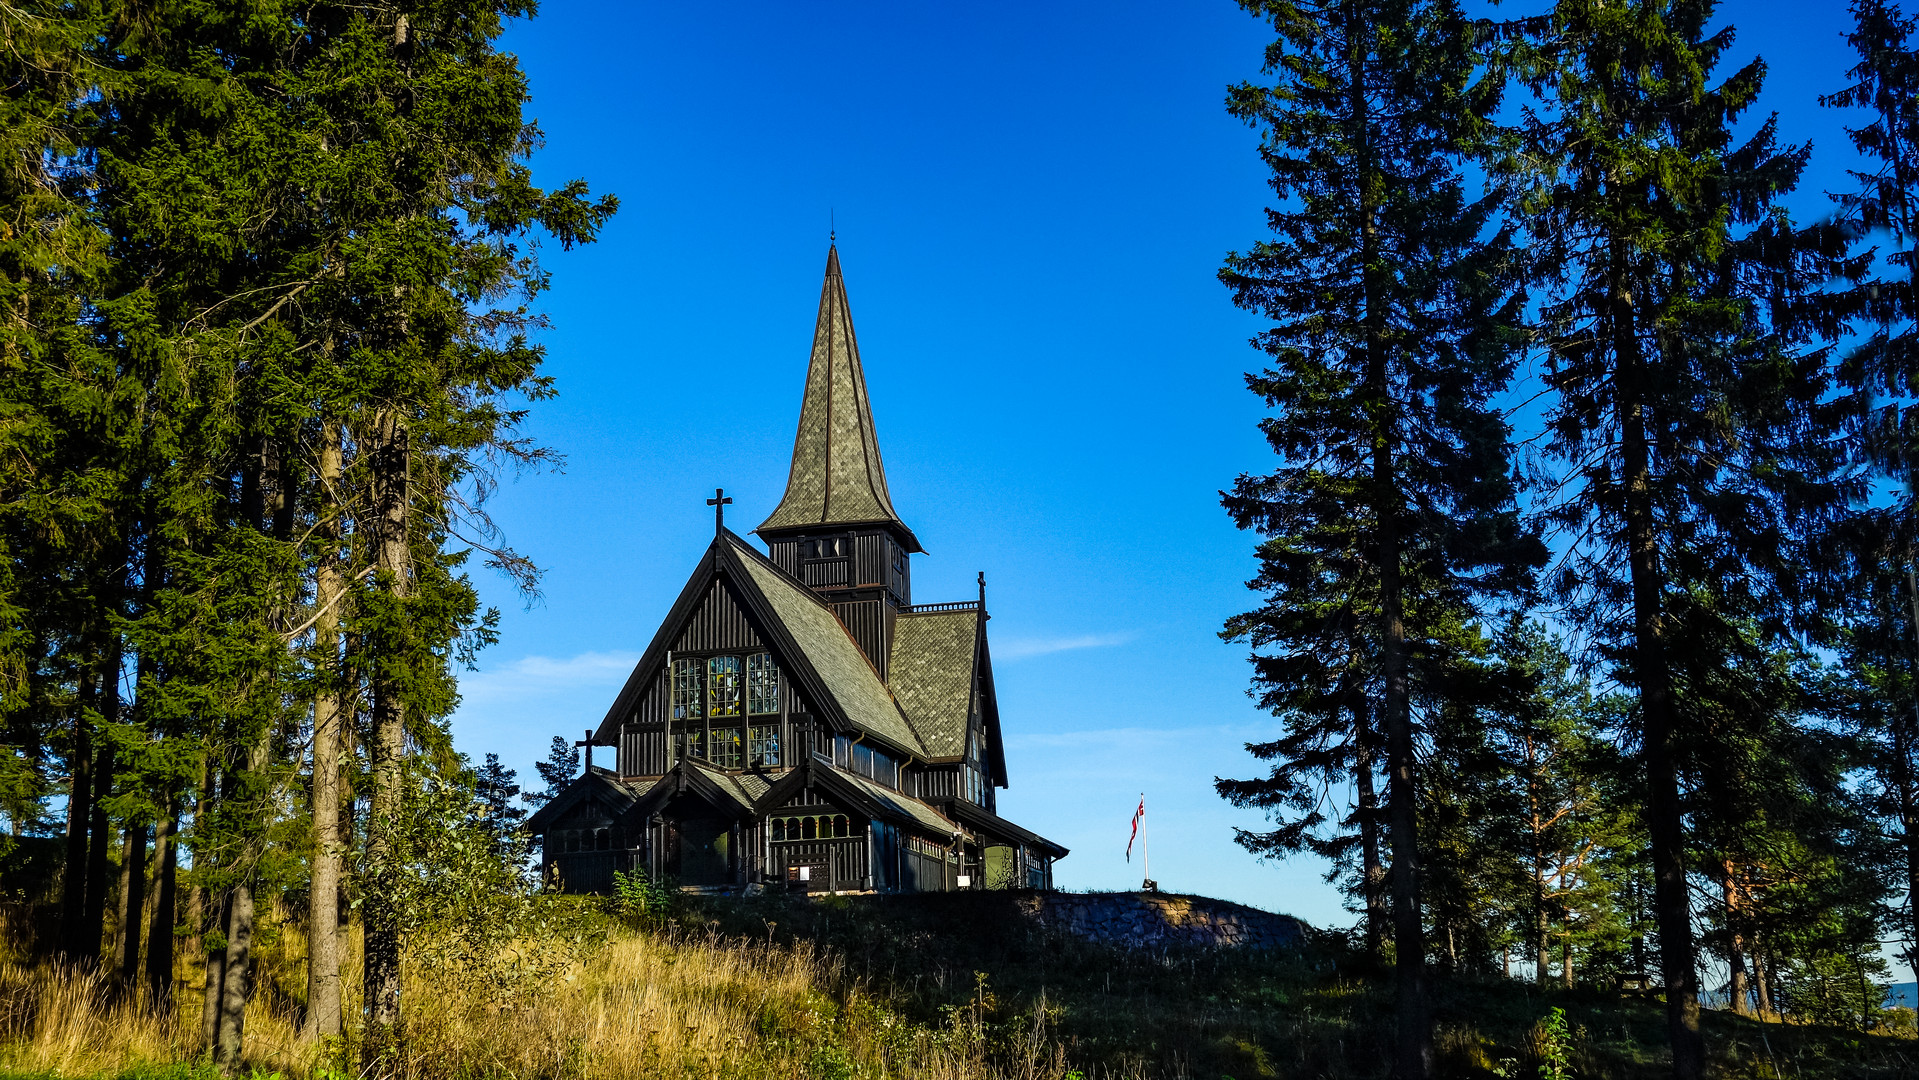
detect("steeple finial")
[757,242,921,551]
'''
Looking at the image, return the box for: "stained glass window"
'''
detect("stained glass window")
[672,658,704,720]
[708,655,742,717]
[747,653,779,715]
[749,725,781,769]
[683,727,704,762]
[710,726,742,769]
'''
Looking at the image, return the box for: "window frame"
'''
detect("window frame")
[674,651,782,770]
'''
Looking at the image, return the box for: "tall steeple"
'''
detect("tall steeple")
[758,244,921,552]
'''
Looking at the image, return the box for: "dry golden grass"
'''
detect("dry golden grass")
[0,911,1082,1080]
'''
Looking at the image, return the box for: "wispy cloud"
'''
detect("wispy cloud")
[994,632,1135,660]
[456,650,640,708]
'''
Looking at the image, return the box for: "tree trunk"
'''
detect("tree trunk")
[1614,254,1703,1079]
[81,730,114,963]
[1562,908,1574,989]
[1537,887,1552,984]
[1722,862,1751,1017]
[362,410,412,1073]
[1530,733,1551,985]
[1355,693,1387,965]
[81,644,119,964]
[185,757,211,957]
[201,883,257,1068]
[59,662,95,963]
[1895,565,1919,979]
[306,420,345,1042]
[1349,3,1428,1063]
[146,803,178,1008]
[200,891,229,1048]
[117,823,146,985]
[1752,935,1775,1019]
[209,883,254,1070]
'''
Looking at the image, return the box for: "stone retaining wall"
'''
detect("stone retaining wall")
[1035,891,1305,950]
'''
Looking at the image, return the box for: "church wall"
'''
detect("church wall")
[911,764,960,802]
[767,790,871,890]
[675,580,764,653]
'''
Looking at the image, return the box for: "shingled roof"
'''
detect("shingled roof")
[889,610,978,759]
[727,536,928,756]
[757,245,921,551]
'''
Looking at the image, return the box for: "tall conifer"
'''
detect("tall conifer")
[1507,1,1861,1072]
[1218,0,1539,1073]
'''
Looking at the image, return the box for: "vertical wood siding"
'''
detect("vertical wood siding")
[675,581,765,652]
[831,599,886,677]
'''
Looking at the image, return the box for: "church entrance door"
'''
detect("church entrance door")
[673,817,732,886]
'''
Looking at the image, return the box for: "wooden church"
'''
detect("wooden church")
[527,244,1068,895]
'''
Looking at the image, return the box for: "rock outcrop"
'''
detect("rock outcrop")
[1034,891,1306,950]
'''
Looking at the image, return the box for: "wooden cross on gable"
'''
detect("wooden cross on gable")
[574,728,597,773]
[707,487,732,536]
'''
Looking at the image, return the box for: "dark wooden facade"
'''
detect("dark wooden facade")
[528,243,1066,895]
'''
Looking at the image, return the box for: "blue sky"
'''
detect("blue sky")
[449,0,1877,943]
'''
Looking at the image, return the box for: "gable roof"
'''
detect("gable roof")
[726,537,926,755]
[755,755,958,838]
[889,610,978,759]
[525,768,652,834]
[757,244,921,551]
[628,757,768,821]
[593,531,926,761]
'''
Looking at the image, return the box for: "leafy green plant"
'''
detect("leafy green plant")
[1535,1007,1572,1080]
[609,866,673,925]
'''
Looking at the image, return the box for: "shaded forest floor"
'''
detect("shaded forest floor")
[0,889,1913,1078]
[683,889,1919,1080]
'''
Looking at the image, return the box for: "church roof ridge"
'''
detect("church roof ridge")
[721,532,928,758]
[757,243,922,551]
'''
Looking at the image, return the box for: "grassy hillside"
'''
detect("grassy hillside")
[0,890,1914,1078]
[685,890,1919,1080]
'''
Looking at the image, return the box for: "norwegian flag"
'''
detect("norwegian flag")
[1126,796,1145,863]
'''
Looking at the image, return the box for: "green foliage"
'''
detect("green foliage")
[1217,2,1543,1006]
[375,760,605,1006]
[608,867,673,927]
[527,734,580,808]
[1535,1007,1572,1080]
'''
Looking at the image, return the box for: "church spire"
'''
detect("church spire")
[758,243,921,551]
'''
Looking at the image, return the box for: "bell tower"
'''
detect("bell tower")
[758,244,921,677]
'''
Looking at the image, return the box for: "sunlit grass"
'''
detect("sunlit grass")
[0,905,1082,1080]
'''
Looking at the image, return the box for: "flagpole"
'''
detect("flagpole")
[1142,793,1149,889]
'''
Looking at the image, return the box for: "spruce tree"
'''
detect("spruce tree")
[1218,0,1540,1072]
[527,735,581,809]
[1824,0,1919,980]
[1506,1,1862,1072]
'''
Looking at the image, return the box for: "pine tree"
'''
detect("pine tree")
[1824,0,1919,982]
[1218,0,1540,1071]
[527,736,580,809]
[1506,1,1863,1072]
[474,752,527,851]
[48,0,611,1062]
